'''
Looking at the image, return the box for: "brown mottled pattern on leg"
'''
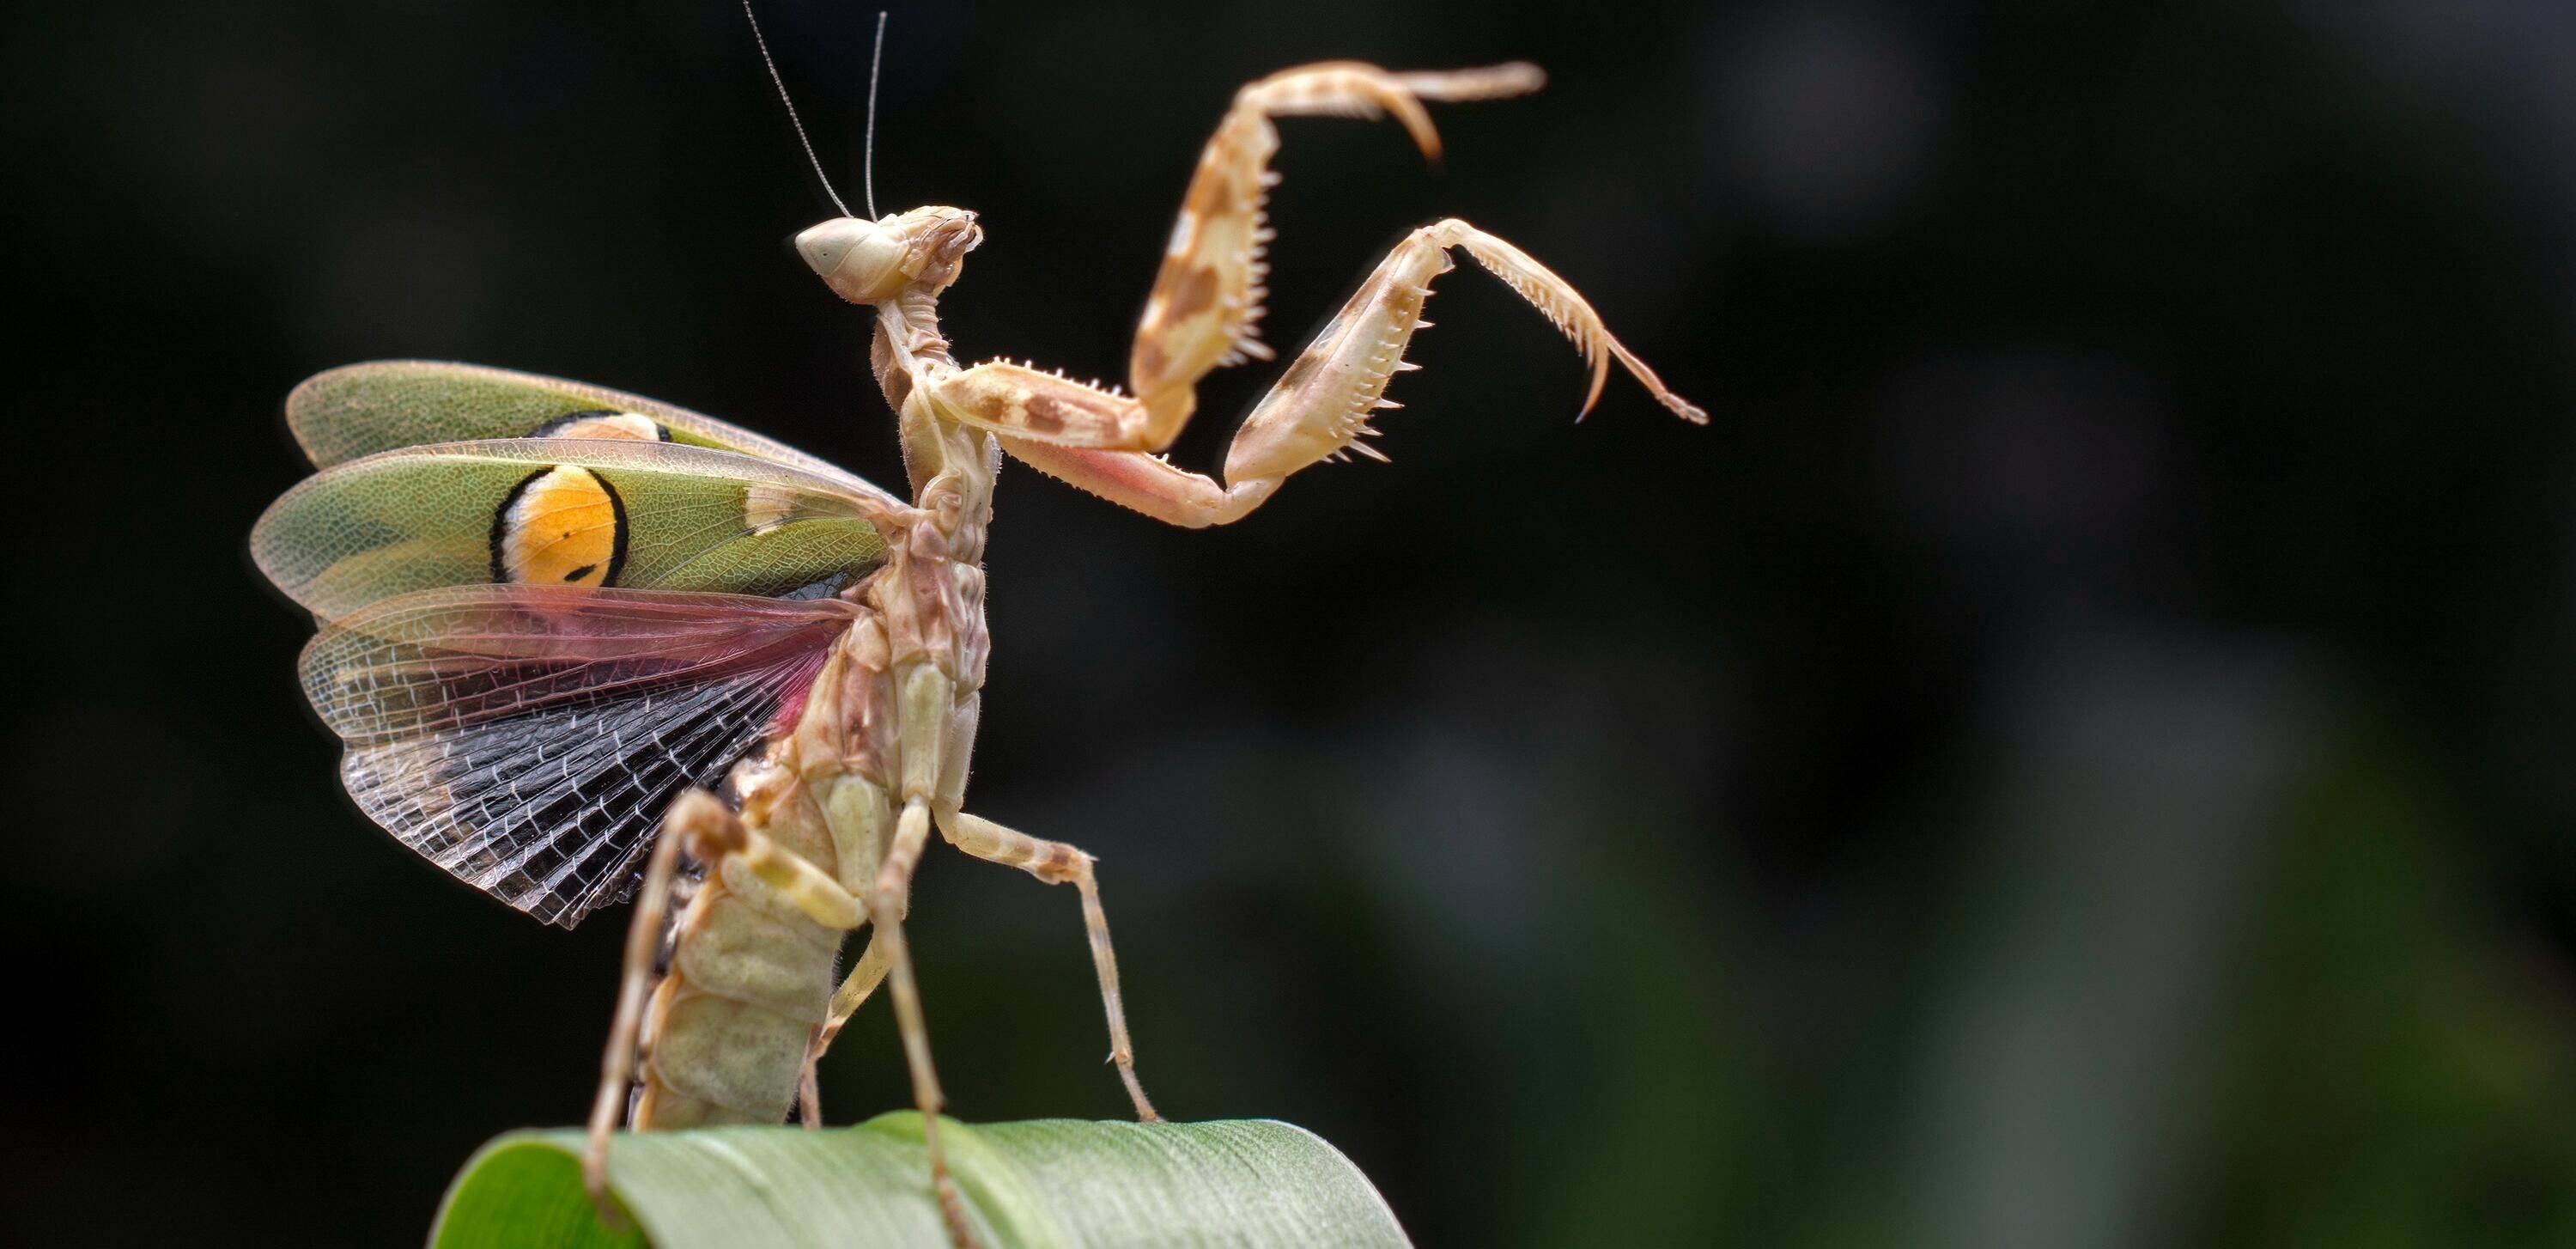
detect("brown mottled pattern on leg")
[1125,62,1541,448]
[921,361,1151,447]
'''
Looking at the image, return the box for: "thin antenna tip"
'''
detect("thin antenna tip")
[742,0,854,218]
[863,10,889,220]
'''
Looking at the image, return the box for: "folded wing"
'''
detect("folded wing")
[285,360,899,506]
[254,438,895,622]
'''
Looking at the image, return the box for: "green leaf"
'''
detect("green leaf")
[430,1114,1413,1249]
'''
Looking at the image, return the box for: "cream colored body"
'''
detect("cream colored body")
[584,58,1702,1246]
[634,297,999,1131]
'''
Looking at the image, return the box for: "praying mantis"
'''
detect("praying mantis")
[252,17,1700,1245]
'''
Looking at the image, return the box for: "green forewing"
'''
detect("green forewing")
[253,439,889,622]
[287,362,898,504]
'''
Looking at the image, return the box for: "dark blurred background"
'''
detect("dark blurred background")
[7,1,2574,1244]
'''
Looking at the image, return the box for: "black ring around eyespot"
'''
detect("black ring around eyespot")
[596,471,631,588]
[489,466,552,583]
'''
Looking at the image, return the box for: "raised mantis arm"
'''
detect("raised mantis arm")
[911,62,1703,527]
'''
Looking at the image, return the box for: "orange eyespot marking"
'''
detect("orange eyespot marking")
[527,409,671,442]
[489,465,629,588]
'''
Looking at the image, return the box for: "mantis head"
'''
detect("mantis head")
[797,206,982,304]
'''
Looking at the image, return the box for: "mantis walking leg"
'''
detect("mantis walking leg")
[872,797,978,1246]
[935,808,1158,1121]
[582,815,690,1222]
[792,809,1157,1126]
[797,927,892,1127]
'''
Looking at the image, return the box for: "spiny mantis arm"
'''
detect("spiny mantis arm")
[992,217,1703,527]
[1224,219,1704,484]
[1129,59,1547,441]
[912,60,1545,454]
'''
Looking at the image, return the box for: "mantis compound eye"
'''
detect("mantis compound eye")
[885,205,980,287]
[796,216,909,302]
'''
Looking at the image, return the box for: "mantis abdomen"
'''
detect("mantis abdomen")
[626,625,905,1129]
[632,850,841,1127]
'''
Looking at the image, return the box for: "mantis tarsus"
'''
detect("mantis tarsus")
[252,33,1699,1248]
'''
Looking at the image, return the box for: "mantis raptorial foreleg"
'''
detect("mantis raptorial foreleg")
[992,216,1705,527]
[909,61,1698,523]
[934,808,1158,1121]
[915,59,1545,454]
[1131,59,1552,436]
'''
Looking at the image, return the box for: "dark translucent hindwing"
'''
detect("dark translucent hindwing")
[302,586,855,927]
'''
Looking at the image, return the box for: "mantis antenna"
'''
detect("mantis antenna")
[863,11,887,221]
[741,0,853,218]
